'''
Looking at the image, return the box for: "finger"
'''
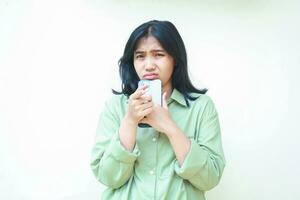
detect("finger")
[131,93,151,105]
[139,106,153,118]
[136,101,153,111]
[140,94,152,103]
[132,101,153,119]
[138,84,148,91]
[139,117,148,124]
[130,85,148,100]
[131,95,151,107]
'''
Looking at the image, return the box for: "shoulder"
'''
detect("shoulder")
[190,93,218,115]
[104,92,128,105]
[102,93,128,114]
[190,93,214,106]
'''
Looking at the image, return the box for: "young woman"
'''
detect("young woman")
[90,20,225,200]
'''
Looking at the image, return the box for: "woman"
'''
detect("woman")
[90,20,225,200]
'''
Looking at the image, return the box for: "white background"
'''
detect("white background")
[1,0,300,199]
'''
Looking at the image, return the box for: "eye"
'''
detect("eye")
[135,54,144,59]
[155,53,164,57]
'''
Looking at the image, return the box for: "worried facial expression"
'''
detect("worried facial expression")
[133,36,175,91]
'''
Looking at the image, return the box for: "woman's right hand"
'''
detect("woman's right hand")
[124,85,153,125]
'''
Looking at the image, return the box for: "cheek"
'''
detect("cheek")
[133,61,138,71]
[161,65,174,83]
[133,63,143,77]
[164,64,174,77]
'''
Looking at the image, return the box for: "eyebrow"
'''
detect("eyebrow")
[134,49,166,54]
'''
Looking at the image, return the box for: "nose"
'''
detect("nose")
[145,57,156,71]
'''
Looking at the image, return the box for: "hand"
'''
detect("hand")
[139,92,175,134]
[125,85,154,125]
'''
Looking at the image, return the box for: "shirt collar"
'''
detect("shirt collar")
[168,88,188,107]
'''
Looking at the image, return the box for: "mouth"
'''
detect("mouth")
[143,73,159,80]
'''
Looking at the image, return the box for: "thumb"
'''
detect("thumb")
[139,117,148,124]
[162,92,168,109]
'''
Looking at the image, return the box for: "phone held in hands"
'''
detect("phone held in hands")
[138,79,162,128]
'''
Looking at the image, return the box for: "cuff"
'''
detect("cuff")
[174,139,208,179]
[107,131,140,164]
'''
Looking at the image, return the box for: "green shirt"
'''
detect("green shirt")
[90,89,225,200]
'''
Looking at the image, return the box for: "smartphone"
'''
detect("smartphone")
[138,79,162,128]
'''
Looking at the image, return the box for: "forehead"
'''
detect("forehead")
[135,36,164,52]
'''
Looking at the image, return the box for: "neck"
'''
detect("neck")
[163,83,173,100]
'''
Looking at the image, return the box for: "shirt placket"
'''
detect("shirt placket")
[152,131,159,200]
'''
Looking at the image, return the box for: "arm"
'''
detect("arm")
[173,97,226,191]
[90,86,152,189]
[119,116,138,152]
[90,99,140,189]
[140,92,225,191]
[163,122,191,166]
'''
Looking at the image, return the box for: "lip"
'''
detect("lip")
[143,73,159,80]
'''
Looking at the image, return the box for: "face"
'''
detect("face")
[133,36,175,93]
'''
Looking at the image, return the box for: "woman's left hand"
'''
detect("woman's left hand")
[139,92,175,134]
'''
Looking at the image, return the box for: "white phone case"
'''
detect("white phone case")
[138,79,162,106]
[138,79,162,128]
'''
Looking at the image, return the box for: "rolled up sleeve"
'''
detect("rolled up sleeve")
[174,98,225,191]
[90,98,140,189]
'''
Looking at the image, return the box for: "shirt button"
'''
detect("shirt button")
[152,137,157,142]
[149,170,155,175]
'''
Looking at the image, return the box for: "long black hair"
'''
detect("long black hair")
[113,20,207,107]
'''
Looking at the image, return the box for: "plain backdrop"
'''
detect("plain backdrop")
[1,0,300,199]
